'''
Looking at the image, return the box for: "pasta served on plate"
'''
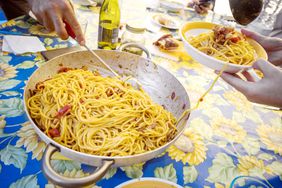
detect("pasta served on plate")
[188,26,256,65]
[27,68,177,157]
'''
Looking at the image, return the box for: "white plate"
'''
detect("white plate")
[160,0,185,12]
[115,177,183,188]
[151,14,180,30]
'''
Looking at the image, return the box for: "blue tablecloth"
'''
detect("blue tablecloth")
[0,6,282,188]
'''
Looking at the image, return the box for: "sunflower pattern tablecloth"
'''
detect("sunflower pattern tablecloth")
[0,4,282,188]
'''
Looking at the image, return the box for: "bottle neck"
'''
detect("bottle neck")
[100,0,120,17]
[101,0,120,8]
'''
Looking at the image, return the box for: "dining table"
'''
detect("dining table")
[0,1,281,188]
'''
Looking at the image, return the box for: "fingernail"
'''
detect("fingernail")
[80,40,85,46]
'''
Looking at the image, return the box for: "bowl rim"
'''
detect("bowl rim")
[115,177,183,188]
[179,21,267,69]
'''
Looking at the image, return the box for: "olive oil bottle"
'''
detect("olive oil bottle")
[98,0,120,50]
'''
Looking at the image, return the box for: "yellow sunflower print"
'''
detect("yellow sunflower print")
[45,169,93,188]
[16,122,46,160]
[183,76,229,110]
[193,67,218,81]
[269,117,282,128]
[215,183,228,188]
[238,156,270,176]
[182,76,212,107]
[34,53,46,67]
[167,128,207,165]
[0,63,17,81]
[232,111,246,124]
[0,19,16,27]
[189,117,213,140]
[0,115,5,128]
[211,117,246,143]
[257,125,282,156]
[185,85,207,107]
[202,107,224,120]
[223,91,262,124]
[224,91,251,110]
[29,25,57,37]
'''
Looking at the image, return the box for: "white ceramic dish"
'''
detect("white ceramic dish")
[152,14,180,30]
[180,21,268,73]
[115,177,183,188]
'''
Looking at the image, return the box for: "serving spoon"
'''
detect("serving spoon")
[64,22,120,77]
[229,0,263,25]
[64,22,142,88]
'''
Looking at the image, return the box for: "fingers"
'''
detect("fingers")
[241,71,256,82]
[32,12,44,25]
[241,29,265,43]
[219,72,253,95]
[51,13,68,40]
[252,59,277,77]
[63,6,85,45]
[30,0,84,42]
[42,12,54,31]
[241,28,282,50]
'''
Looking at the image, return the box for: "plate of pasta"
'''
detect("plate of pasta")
[180,21,268,73]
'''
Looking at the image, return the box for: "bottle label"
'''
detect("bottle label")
[98,24,119,44]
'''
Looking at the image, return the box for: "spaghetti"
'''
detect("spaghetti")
[188,26,256,65]
[27,69,177,157]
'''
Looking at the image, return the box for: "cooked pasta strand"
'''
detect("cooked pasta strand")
[27,69,177,157]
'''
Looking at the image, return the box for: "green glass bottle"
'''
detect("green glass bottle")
[98,0,120,50]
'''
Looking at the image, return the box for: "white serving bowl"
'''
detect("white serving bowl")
[180,21,268,73]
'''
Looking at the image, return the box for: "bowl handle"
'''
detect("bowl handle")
[119,42,152,59]
[42,144,114,187]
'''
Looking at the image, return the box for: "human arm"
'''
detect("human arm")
[27,0,85,45]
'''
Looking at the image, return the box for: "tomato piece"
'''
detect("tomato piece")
[58,67,73,73]
[56,105,71,118]
[230,36,241,43]
[49,128,60,137]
